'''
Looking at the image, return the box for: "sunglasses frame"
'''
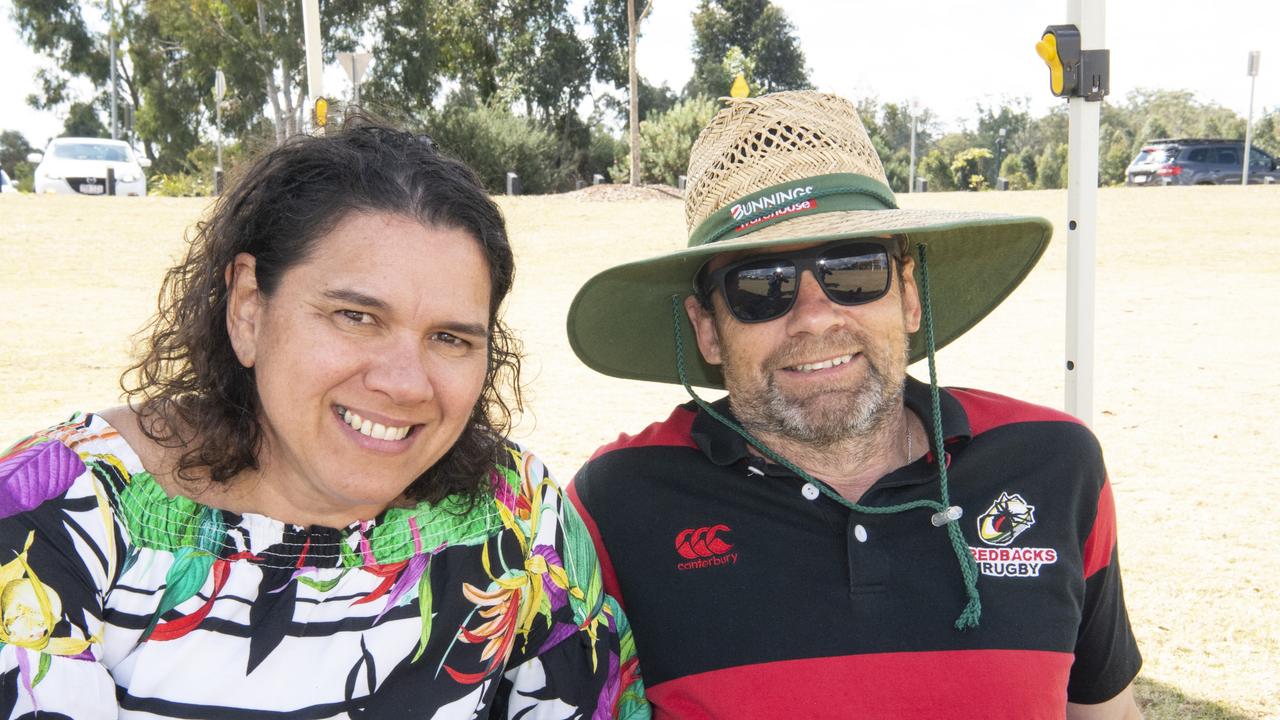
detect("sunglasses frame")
[696,238,904,324]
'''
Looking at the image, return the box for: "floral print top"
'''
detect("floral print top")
[0,414,649,719]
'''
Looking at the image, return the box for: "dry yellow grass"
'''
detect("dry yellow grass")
[1,186,1278,717]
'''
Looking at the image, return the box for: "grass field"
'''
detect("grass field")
[2,186,1278,717]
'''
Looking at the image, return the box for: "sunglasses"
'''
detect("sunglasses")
[698,239,901,324]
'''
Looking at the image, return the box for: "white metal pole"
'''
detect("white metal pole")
[909,113,917,193]
[1064,0,1104,425]
[108,0,118,140]
[1242,52,1260,187]
[301,0,324,129]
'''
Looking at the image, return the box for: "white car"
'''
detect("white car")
[28,137,150,196]
[0,168,16,193]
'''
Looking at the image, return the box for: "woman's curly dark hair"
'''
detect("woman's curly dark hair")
[122,116,522,507]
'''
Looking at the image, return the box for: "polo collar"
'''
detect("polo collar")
[689,375,972,475]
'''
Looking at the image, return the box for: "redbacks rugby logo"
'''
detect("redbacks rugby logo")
[969,491,1058,578]
[674,524,739,571]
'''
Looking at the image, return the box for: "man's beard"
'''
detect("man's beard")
[725,329,908,448]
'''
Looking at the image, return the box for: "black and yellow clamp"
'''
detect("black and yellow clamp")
[1035,25,1109,101]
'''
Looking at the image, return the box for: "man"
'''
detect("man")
[565,92,1141,718]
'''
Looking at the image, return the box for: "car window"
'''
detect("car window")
[1249,148,1274,167]
[1134,147,1173,164]
[1187,148,1209,162]
[1212,148,1240,165]
[51,143,131,163]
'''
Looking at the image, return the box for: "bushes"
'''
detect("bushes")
[149,172,213,197]
[425,100,568,194]
[951,148,993,191]
[611,96,719,185]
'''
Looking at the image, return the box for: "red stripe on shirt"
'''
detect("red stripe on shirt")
[588,406,698,461]
[566,482,625,611]
[1082,479,1117,579]
[950,387,1083,437]
[645,649,1073,720]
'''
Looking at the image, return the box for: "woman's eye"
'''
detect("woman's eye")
[339,310,374,325]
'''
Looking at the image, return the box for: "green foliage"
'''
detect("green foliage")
[999,155,1031,190]
[63,101,109,138]
[1036,143,1069,189]
[687,0,809,97]
[425,98,567,194]
[599,78,679,127]
[0,131,35,176]
[951,148,992,191]
[918,150,956,192]
[856,98,939,193]
[149,172,213,197]
[610,96,719,185]
[586,124,626,183]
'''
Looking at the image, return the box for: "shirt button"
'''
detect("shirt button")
[801,483,820,500]
[854,524,868,543]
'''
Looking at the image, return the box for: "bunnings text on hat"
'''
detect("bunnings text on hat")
[729,184,815,221]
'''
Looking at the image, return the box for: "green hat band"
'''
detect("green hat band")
[688,173,899,248]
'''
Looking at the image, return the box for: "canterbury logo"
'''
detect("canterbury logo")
[675,524,734,559]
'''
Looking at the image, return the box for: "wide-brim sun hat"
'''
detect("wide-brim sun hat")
[567,91,1053,388]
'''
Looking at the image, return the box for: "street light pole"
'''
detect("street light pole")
[995,127,1007,189]
[1242,51,1261,187]
[908,99,918,193]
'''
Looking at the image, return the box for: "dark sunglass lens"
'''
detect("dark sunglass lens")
[818,247,891,304]
[725,259,797,322]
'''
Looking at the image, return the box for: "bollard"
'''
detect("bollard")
[592,173,604,185]
[678,175,687,191]
[214,167,225,195]
[916,178,928,193]
[997,177,1009,191]
[505,172,521,196]
[106,167,116,196]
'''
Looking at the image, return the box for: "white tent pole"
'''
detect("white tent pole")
[1064,0,1104,426]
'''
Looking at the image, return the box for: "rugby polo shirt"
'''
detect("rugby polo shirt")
[568,377,1140,719]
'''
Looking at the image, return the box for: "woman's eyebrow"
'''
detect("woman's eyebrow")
[323,288,489,338]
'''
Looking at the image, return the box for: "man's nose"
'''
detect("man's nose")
[785,271,844,336]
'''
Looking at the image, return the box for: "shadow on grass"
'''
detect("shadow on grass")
[1135,676,1256,720]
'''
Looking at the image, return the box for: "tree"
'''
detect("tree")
[951,148,992,191]
[63,101,109,137]
[1036,143,1068,189]
[687,0,809,98]
[611,95,719,184]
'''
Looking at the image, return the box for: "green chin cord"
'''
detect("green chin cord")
[670,241,981,630]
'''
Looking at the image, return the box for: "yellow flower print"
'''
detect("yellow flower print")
[0,531,95,655]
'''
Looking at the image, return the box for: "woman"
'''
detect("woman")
[0,122,648,718]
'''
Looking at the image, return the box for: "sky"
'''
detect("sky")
[2,0,1277,147]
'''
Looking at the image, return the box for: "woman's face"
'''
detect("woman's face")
[226,211,492,527]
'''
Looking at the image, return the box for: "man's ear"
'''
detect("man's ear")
[898,254,922,334]
[225,253,262,368]
[683,294,724,366]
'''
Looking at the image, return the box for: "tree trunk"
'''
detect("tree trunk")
[257,0,285,145]
[627,0,639,186]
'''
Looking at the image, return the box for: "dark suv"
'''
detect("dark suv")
[1125,139,1280,186]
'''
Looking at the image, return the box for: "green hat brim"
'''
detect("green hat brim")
[567,209,1051,389]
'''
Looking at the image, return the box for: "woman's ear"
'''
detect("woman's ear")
[225,253,262,368]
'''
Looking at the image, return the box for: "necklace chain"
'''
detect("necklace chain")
[905,416,913,464]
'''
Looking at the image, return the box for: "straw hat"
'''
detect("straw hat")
[567,91,1052,388]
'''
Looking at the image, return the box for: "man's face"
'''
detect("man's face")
[685,239,921,446]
